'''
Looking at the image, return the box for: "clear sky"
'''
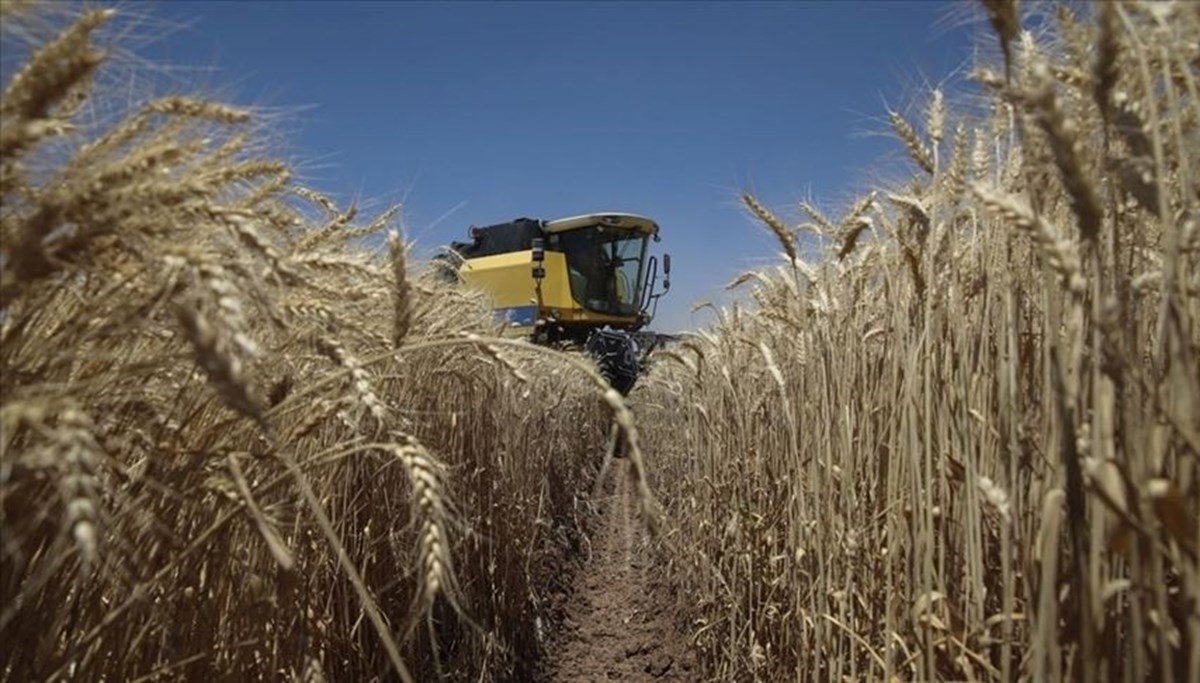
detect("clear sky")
[141,1,978,333]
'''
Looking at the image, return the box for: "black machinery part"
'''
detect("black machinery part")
[585,328,641,396]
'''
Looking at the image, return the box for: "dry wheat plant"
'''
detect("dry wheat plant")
[638,1,1198,681]
[0,4,651,681]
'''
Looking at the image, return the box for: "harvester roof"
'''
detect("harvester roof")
[543,213,659,235]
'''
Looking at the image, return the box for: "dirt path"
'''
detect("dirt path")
[541,459,697,682]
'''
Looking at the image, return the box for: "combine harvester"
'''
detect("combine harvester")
[440,213,673,394]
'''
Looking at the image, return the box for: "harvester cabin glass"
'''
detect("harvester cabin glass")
[552,226,647,317]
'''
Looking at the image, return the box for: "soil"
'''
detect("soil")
[540,459,698,682]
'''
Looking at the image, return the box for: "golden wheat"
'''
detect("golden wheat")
[638,3,1199,681]
[0,6,628,681]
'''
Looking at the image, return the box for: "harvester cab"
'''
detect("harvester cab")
[440,213,671,394]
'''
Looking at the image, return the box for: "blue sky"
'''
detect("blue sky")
[142,1,978,332]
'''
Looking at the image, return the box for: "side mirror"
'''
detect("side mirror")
[663,253,671,275]
[531,238,545,280]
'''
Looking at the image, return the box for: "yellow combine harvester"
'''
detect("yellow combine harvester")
[440,212,672,394]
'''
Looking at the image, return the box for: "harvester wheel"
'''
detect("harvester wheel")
[585,328,640,396]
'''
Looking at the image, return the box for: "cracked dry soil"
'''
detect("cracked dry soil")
[540,459,697,682]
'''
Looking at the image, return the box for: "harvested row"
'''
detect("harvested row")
[0,6,632,681]
[638,3,1199,682]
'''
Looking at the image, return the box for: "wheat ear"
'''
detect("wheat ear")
[393,436,453,607]
[743,193,797,263]
[388,230,412,348]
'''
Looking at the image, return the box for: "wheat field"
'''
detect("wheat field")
[2,1,1197,682]
[0,4,656,680]
[638,2,1199,681]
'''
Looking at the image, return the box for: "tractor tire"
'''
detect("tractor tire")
[585,328,640,396]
